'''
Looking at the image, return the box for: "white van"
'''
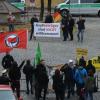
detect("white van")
[55,0,100,16]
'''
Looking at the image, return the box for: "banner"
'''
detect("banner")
[0,29,28,53]
[76,48,88,60]
[34,23,60,37]
[90,56,100,70]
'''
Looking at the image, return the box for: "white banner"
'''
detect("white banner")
[34,23,60,37]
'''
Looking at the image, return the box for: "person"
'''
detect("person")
[84,70,95,100]
[68,15,75,41]
[79,56,86,67]
[0,69,10,85]
[75,63,87,100]
[45,11,53,23]
[34,59,49,100]
[86,60,96,75]
[23,60,34,94]
[2,52,14,69]
[61,15,69,41]
[77,15,85,42]
[52,69,65,100]
[7,12,15,32]
[60,63,74,99]
[8,60,25,99]
[30,14,38,40]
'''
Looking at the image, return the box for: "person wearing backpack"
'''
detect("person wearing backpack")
[75,64,87,100]
[84,70,95,100]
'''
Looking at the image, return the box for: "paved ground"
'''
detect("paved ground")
[0,17,100,100]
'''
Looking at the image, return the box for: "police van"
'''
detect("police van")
[55,0,100,16]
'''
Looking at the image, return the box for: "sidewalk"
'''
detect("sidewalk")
[21,91,100,100]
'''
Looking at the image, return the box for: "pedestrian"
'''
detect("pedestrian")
[2,52,14,69]
[30,14,38,40]
[8,60,25,100]
[0,69,10,85]
[61,15,69,41]
[68,15,75,41]
[75,63,87,100]
[79,56,86,67]
[34,59,49,100]
[52,69,65,100]
[7,12,15,32]
[45,11,53,23]
[60,63,74,99]
[23,60,34,94]
[86,60,96,75]
[77,15,85,42]
[84,70,95,100]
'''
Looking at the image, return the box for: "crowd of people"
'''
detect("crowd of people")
[0,52,97,100]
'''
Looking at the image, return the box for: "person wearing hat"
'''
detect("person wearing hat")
[0,69,10,85]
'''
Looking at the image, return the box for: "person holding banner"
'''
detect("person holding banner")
[61,15,69,41]
[30,14,38,40]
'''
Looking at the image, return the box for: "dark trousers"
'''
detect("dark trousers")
[69,28,73,40]
[62,28,68,41]
[26,77,33,93]
[8,24,14,32]
[30,26,35,40]
[35,83,48,100]
[55,90,65,100]
[11,80,20,98]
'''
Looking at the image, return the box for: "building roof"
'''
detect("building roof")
[0,0,21,14]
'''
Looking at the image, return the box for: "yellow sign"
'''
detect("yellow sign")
[90,56,100,70]
[76,48,88,60]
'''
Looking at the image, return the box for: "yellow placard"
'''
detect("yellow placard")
[90,56,100,70]
[76,48,88,60]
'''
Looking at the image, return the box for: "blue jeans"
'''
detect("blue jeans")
[77,29,84,42]
[85,91,93,100]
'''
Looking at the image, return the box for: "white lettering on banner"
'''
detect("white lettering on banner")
[34,23,60,37]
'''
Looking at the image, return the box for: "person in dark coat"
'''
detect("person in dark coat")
[86,60,96,75]
[30,14,38,40]
[77,15,85,42]
[61,15,69,41]
[0,69,10,85]
[45,11,53,23]
[34,60,49,100]
[79,56,86,67]
[23,60,34,94]
[8,60,25,99]
[60,63,74,99]
[52,69,65,100]
[2,52,14,69]
[68,15,75,41]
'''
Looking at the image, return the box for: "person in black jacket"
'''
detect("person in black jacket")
[61,15,69,41]
[23,60,34,94]
[60,63,74,99]
[45,11,53,23]
[30,14,38,40]
[8,60,25,99]
[2,52,14,69]
[34,60,49,100]
[77,15,85,42]
[52,69,65,100]
[68,15,75,41]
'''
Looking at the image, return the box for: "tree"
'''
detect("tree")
[94,0,100,3]
[47,0,52,13]
[40,0,44,21]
